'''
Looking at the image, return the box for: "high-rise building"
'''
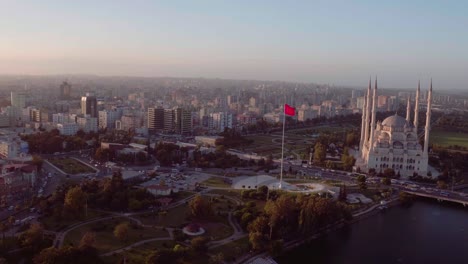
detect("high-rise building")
[118,115,140,131]
[249,97,256,107]
[98,109,122,130]
[210,112,232,132]
[11,92,26,108]
[174,107,192,135]
[163,109,174,132]
[147,107,164,133]
[59,81,72,99]
[30,109,41,123]
[52,113,71,124]
[227,95,237,105]
[351,90,364,99]
[81,93,97,118]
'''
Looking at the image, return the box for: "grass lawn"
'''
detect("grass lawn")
[102,240,175,264]
[171,191,196,202]
[430,129,468,148]
[353,189,383,202]
[202,221,234,241]
[63,219,169,254]
[135,204,191,228]
[244,135,275,145]
[48,158,97,175]
[207,189,243,199]
[202,177,232,188]
[211,196,238,212]
[209,236,250,263]
[39,209,108,231]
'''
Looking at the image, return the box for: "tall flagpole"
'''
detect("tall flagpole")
[279,107,286,189]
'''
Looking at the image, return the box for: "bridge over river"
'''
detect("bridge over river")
[404,190,468,207]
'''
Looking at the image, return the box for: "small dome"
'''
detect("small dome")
[381,114,413,128]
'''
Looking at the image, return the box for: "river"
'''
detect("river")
[277,199,468,264]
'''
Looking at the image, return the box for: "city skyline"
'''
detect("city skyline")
[1,1,467,89]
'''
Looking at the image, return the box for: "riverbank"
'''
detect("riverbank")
[275,199,468,264]
[239,197,400,264]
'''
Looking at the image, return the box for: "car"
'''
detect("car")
[8,205,14,211]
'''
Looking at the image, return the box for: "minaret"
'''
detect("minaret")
[406,96,411,122]
[360,78,370,151]
[363,77,372,148]
[423,80,432,156]
[414,81,420,131]
[359,93,367,151]
[368,77,378,152]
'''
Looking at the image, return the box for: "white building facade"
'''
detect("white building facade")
[57,123,79,136]
[357,79,432,178]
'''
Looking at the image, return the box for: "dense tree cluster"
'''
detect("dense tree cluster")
[22,129,97,154]
[154,143,186,166]
[39,171,157,224]
[246,193,351,253]
[83,171,155,211]
[33,245,102,264]
[190,148,253,169]
[217,128,253,148]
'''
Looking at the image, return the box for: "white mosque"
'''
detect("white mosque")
[356,78,433,178]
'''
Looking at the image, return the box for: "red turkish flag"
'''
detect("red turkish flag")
[284,104,295,116]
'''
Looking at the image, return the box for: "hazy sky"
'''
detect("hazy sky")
[1,0,467,89]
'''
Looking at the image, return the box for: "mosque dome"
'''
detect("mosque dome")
[381,114,413,128]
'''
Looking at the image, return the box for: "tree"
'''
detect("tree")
[20,223,44,250]
[189,195,213,219]
[0,222,6,244]
[128,198,143,211]
[33,245,102,264]
[325,160,336,169]
[64,186,87,218]
[94,147,110,162]
[345,132,358,147]
[32,155,44,171]
[382,177,391,186]
[269,239,284,257]
[33,247,61,263]
[136,151,147,163]
[249,231,269,251]
[80,232,96,247]
[399,192,414,207]
[383,168,395,178]
[341,150,356,171]
[338,184,347,201]
[437,180,447,189]
[209,252,225,264]
[313,143,326,165]
[248,216,270,238]
[114,222,129,241]
[356,175,367,190]
[190,236,209,253]
[264,195,296,239]
[146,249,180,264]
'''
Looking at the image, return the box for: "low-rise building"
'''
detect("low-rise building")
[57,123,79,135]
[77,115,98,133]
